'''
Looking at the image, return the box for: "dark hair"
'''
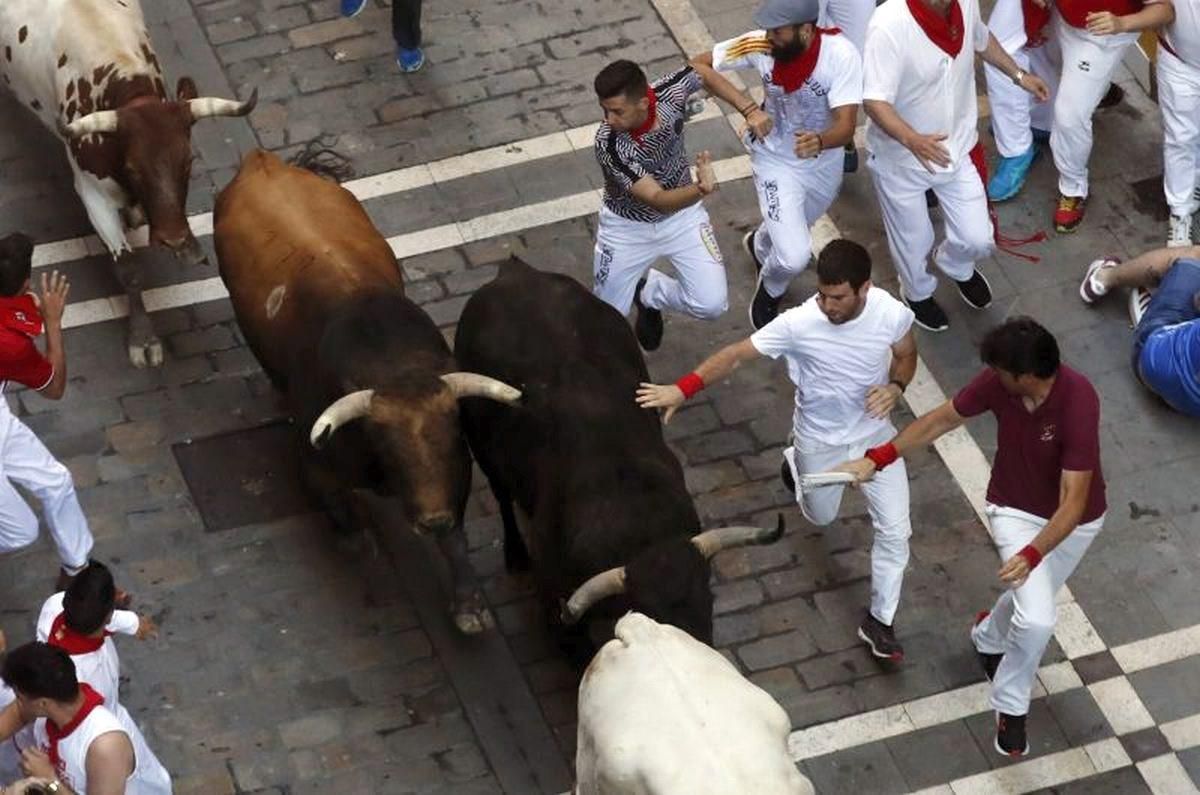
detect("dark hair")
[0,233,34,297]
[980,316,1060,378]
[816,239,872,290]
[64,560,116,635]
[594,60,649,102]
[1,642,78,702]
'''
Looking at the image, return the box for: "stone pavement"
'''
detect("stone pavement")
[0,0,1197,792]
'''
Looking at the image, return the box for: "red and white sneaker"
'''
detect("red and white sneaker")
[1079,258,1119,305]
[1054,194,1087,233]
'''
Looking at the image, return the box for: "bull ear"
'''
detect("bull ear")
[176,77,198,101]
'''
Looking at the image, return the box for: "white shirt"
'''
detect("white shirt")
[712,30,863,164]
[863,0,990,171]
[1163,0,1200,68]
[37,592,140,708]
[33,702,172,795]
[750,287,914,446]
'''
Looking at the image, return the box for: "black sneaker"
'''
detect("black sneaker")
[633,276,663,351]
[858,613,904,661]
[743,230,781,330]
[780,460,795,493]
[926,189,939,209]
[843,142,859,174]
[974,610,1003,682]
[1098,82,1124,110]
[995,712,1029,758]
[955,270,993,309]
[902,292,950,332]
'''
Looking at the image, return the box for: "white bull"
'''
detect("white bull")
[575,612,814,795]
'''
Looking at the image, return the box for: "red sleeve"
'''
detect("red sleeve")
[1060,377,1101,472]
[0,333,53,391]
[952,368,999,418]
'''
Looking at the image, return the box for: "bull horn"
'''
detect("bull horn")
[309,389,375,449]
[441,372,522,404]
[561,567,626,625]
[188,87,258,120]
[58,110,119,139]
[690,513,785,559]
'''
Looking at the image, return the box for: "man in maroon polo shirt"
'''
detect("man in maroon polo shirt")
[836,316,1105,758]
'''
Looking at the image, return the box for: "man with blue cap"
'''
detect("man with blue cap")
[692,0,864,329]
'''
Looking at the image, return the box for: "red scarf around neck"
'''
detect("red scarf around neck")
[907,0,965,57]
[48,611,111,655]
[630,87,658,142]
[771,27,840,93]
[46,684,106,774]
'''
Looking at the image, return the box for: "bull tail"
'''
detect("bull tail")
[288,137,355,183]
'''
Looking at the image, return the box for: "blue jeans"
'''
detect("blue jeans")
[393,0,422,49]
[1131,258,1200,381]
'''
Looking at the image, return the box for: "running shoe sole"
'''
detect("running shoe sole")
[857,626,904,661]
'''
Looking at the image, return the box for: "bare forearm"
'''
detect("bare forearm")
[890,401,963,457]
[691,60,756,116]
[889,351,917,388]
[1029,501,1086,556]
[863,100,918,148]
[817,112,857,150]
[1120,2,1174,31]
[42,324,67,400]
[693,343,755,385]
[646,183,705,213]
[979,34,1022,78]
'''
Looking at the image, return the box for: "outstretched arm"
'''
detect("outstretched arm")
[636,338,763,422]
[835,398,966,481]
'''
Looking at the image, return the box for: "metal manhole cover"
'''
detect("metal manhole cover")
[172,421,316,532]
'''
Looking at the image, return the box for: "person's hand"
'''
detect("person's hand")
[998,552,1032,587]
[38,271,70,328]
[832,457,878,484]
[19,748,55,780]
[135,614,158,640]
[635,382,686,424]
[1019,72,1052,102]
[1085,11,1124,35]
[904,132,951,172]
[744,108,773,140]
[865,383,902,419]
[793,131,822,159]
[695,151,718,195]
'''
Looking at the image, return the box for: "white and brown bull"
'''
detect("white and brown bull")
[575,612,814,795]
[213,150,520,633]
[0,0,255,366]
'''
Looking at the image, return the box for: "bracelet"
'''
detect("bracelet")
[889,378,907,393]
[1016,544,1043,570]
[676,372,705,399]
[864,442,899,470]
[1011,68,1026,86]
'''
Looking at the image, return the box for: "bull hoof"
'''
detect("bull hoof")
[453,607,494,635]
[128,339,164,368]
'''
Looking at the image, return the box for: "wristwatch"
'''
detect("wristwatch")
[1011,69,1026,86]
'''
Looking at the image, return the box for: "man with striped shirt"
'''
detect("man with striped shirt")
[592,60,730,351]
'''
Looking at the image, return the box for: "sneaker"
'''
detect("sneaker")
[1053,194,1087,233]
[780,460,795,493]
[858,613,904,661]
[340,0,369,17]
[1079,258,1119,304]
[1098,82,1125,110]
[1031,127,1051,145]
[902,291,950,332]
[955,270,993,309]
[1168,213,1193,248]
[633,276,663,351]
[987,146,1037,202]
[995,712,1029,758]
[973,610,1003,682]
[396,46,426,73]
[1129,286,1152,328]
[843,142,859,174]
[926,189,939,210]
[744,230,781,330]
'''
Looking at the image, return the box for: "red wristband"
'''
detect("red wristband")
[864,442,899,470]
[676,372,705,399]
[1016,544,1043,570]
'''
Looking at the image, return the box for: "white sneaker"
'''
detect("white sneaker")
[1167,214,1193,248]
[1128,286,1152,327]
[1079,258,1118,304]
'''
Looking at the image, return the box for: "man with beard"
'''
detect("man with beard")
[636,240,919,661]
[862,0,1050,332]
[691,0,863,329]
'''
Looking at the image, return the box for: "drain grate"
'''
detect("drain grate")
[173,421,317,532]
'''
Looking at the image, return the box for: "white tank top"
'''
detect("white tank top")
[36,592,137,709]
[34,702,172,794]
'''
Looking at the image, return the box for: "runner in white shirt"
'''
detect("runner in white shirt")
[0,642,172,794]
[36,561,157,709]
[862,0,1049,333]
[818,0,877,171]
[1159,0,1200,245]
[636,240,920,660]
[693,0,863,330]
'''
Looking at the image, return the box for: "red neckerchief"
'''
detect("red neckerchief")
[771,28,841,93]
[48,611,110,655]
[1021,0,1052,47]
[630,87,658,143]
[968,143,1047,262]
[46,684,105,774]
[907,0,965,57]
[0,294,43,337]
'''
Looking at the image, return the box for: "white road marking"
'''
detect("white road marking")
[1089,677,1158,736]
[1137,754,1200,795]
[1113,624,1200,674]
[949,741,1121,795]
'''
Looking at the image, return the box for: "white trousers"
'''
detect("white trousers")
[1158,49,1200,216]
[751,148,843,298]
[819,0,877,52]
[971,504,1103,716]
[593,203,728,319]
[982,0,1059,157]
[868,155,994,302]
[0,406,93,573]
[784,424,912,625]
[1050,17,1137,198]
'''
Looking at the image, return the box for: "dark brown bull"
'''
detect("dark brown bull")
[213,150,520,633]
